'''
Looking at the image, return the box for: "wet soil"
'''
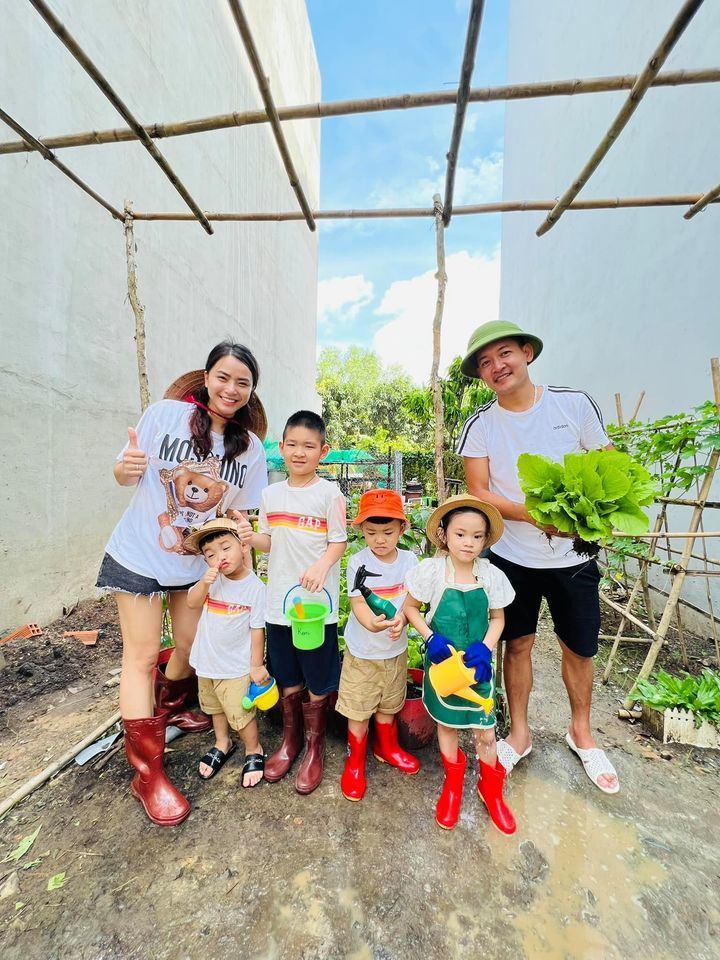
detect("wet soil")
[1,606,719,959]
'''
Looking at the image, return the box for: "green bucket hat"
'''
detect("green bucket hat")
[460,320,544,379]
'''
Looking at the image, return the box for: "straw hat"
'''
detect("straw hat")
[165,369,268,440]
[426,494,504,549]
[184,517,242,555]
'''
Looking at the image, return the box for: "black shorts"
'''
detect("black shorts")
[96,553,196,596]
[489,552,601,658]
[266,622,341,696]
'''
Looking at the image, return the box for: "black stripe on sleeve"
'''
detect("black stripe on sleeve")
[547,386,605,429]
[456,398,496,454]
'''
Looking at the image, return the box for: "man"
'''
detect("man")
[457,320,619,793]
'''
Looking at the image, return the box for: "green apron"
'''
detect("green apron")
[422,577,496,729]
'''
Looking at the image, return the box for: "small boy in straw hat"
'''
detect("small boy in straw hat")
[186,517,270,787]
[404,495,517,834]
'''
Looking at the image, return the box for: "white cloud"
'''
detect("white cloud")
[369,151,503,209]
[317,274,374,331]
[372,249,501,383]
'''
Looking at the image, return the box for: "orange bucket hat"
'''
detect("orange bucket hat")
[352,488,409,527]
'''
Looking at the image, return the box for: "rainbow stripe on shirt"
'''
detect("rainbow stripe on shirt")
[369,582,406,601]
[266,512,328,536]
[205,597,251,617]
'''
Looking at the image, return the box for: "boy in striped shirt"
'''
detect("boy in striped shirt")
[337,489,420,801]
[248,411,347,794]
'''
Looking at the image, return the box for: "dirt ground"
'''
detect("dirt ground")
[1,601,719,960]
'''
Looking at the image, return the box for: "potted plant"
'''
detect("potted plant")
[633,669,720,749]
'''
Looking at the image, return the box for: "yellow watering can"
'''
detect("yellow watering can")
[428,646,494,712]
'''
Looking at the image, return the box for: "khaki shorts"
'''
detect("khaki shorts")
[198,675,255,730]
[336,648,408,722]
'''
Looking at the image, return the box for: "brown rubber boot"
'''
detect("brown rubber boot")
[123,715,190,826]
[295,697,329,795]
[264,690,305,782]
[154,652,211,733]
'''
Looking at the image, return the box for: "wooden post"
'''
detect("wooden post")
[630,390,646,422]
[431,194,447,502]
[124,203,150,412]
[614,393,624,428]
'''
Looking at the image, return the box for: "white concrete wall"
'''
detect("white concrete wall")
[500,0,719,422]
[0,0,320,628]
[500,0,719,626]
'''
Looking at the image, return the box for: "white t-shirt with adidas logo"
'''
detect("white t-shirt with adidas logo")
[457,386,609,569]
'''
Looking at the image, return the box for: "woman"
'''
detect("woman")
[97,342,268,825]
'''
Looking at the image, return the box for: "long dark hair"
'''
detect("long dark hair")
[190,341,260,462]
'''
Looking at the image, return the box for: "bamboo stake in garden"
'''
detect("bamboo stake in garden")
[124,203,150,412]
[684,180,720,219]
[431,195,447,501]
[536,0,705,236]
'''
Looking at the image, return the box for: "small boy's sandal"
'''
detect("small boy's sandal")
[241,752,266,788]
[198,742,237,780]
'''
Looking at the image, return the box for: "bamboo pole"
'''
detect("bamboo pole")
[599,593,657,638]
[619,530,720,538]
[226,0,315,232]
[3,68,718,157]
[128,193,720,223]
[659,496,720,508]
[630,390,646,422]
[622,357,720,709]
[614,393,625,427]
[536,0,705,237]
[124,203,150,412]
[0,712,121,820]
[443,0,485,226]
[0,106,123,221]
[684,181,720,219]
[431,195,447,502]
[28,0,212,235]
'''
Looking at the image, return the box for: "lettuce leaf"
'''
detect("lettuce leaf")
[517,448,658,545]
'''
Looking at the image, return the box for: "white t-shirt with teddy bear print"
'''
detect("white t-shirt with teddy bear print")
[105,399,267,585]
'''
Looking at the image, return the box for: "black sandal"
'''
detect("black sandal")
[241,752,266,788]
[198,742,237,780]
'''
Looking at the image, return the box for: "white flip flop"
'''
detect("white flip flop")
[565,731,620,795]
[497,738,532,774]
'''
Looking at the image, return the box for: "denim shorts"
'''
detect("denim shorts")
[96,553,196,596]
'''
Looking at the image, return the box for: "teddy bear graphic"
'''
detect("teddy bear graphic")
[157,458,228,554]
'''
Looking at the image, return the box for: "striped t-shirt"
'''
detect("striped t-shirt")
[344,546,419,659]
[457,386,609,569]
[259,477,347,623]
[189,571,266,679]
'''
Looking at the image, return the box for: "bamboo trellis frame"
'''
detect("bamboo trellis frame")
[536,0,705,236]
[443,0,485,226]
[600,358,720,714]
[28,0,213,235]
[1,3,717,233]
[226,0,315,231]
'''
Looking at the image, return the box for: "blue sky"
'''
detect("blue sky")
[306,0,508,382]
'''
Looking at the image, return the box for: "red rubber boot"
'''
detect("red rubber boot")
[340,730,368,801]
[373,718,420,774]
[154,649,211,733]
[124,715,190,826]
[477,759,517,835]
[435,748,467,830]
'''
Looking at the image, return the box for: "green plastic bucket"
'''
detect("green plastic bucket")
[287,602,329,650]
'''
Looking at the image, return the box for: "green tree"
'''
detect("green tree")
[316,346,426,450]
[403,356,495,451]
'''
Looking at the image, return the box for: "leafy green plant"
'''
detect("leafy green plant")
[518,449,658,556]
[632,669,720,727]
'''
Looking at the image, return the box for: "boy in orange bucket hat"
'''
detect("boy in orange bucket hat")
[336,489,420,801]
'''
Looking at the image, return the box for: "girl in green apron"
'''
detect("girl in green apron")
[404,496,517,833]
